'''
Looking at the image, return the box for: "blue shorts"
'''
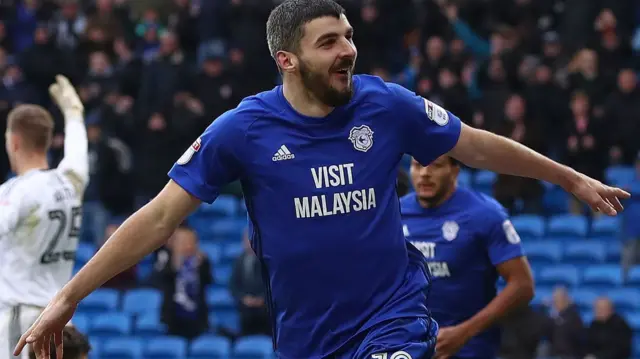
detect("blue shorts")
[345,316,439,359]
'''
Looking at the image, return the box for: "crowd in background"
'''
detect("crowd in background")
[0,0,639,358]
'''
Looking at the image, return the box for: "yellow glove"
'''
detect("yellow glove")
[49,75,84,119]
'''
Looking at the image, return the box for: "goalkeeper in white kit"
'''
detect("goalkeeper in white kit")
[0,76,88,359]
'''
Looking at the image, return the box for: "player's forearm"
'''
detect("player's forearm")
[59,115,89,182]
[59,204,176,303]
[459,279,534,337]
[451,126,581,191]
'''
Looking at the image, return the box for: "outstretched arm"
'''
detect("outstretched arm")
[449,123,630,215]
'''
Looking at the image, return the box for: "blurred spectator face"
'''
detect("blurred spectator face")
[143,8,159,23]
[34,27,49,45]
[105,224,119,239]
[543,41,561,58]
[488,57,505,81]
[534,65,552,84]
[410,156,459,206]
[490,33,505,55]
[89,51,110,74]
[229,48,244,66]
[617,69,637,93]
[360,4,377,23]
[87,124,101,143]
[461,62,474,87]
[160,32,178,55]
[4,64,23,84]
[593,297,613,322]
[203,58,223,77]
[425,36,445,61]
[552,286,571,311]
[505,95,525,121]
[438,68,457,89]
[96,0,113,13]
[87,28,106,43]
[62,2,79,19]
[578,49,598,74]
[595,9,616,33]
[449,39,465,57]
[290,15,357,107]
[173,228,198,257]
[570,92,589,116]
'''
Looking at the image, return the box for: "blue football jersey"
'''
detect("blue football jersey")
[400,188,525,359]
[168,75,461,359]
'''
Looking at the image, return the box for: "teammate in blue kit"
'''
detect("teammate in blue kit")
[16,0,630,358]
[401,155,534,359]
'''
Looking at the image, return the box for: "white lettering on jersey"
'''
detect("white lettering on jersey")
[423,98,449,126]
[294,163,376,218]
[411,241,451,277]
[502,219,521,244]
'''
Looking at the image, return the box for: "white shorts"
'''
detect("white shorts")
[0,305,43,359]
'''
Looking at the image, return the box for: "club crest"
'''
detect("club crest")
[348,125,374,152]
[442,220,459,241]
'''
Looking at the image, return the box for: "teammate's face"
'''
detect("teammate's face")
[410,155,459,206]
[297,15,357,107]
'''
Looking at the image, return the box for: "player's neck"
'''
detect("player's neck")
[15,155,48,176]
[282,79,334,118]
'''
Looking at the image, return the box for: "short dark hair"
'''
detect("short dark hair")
[29,326,90,359]
[7,104,54,151]
[266,0,345,59]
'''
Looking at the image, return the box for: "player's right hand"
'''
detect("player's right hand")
[13,295,77,358]
[49,75,84,118]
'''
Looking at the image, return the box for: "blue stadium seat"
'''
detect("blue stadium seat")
[210,218,246,240]
[627,313,640,333]
[607,288,640,311]
[522,241,562,264]
[144,336,188,359]
[564,241,607,264]
[582,265,624,288]
[223,242,244,263]
[627,266,640,286]
[207,288,236,309]
[591,217,621,237]
[201,242,222,263]
[542,185,570,214]
[538,265,580,287]
[233,335,274,359]
[605,165,636,186]
[89,312,132,337]
[122,288,162,316]
[214,310,240,334]
[89,338,101,359]
[458,169,471,187]
[571,288,598,312]
[77,289,119,313]
[71,314,89,335]
[605,240,622,262]
[623,202,640,238]
[75,242,95,265]
[101,337,143,359]
[136,261,153,282]
[473,170,496,195]
[548,215,588,238]
[511,215,545,238]
[135,312,166,337]
[214,264,233,287]
[190,335,232,359]
[200,195,238,217]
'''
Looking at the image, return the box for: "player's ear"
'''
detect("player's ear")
[276,50,297,73]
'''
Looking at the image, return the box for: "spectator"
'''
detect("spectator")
[158,225,213,339]
[230,231,271,337]
[544,286,585,359]
[584,297,632,359]
[500,305,548,359]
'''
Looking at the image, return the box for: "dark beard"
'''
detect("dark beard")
[299,60,353,107]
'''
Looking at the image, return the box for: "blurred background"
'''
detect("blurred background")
[2,0,640,358]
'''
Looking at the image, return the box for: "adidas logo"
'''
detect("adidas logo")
[272,145,295,161]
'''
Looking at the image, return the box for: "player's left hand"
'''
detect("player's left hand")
[49,75,84,118]
[567,172,630,216]
[434,325,471,359]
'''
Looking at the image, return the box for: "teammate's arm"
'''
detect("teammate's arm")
[448,123,629,215]
[50,76,89,190]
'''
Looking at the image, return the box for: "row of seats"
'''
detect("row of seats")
[530,264,640,288]
[84,334,273,359]
[512,215,621,238]
[523,240,622,264]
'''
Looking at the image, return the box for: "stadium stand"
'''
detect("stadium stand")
[1,0,640,357]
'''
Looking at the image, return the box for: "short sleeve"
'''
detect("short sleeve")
[168,110,245,203]
[484,209,525,266]
[387,83,462,165]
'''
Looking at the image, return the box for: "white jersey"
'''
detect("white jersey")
[0,119,88,309]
